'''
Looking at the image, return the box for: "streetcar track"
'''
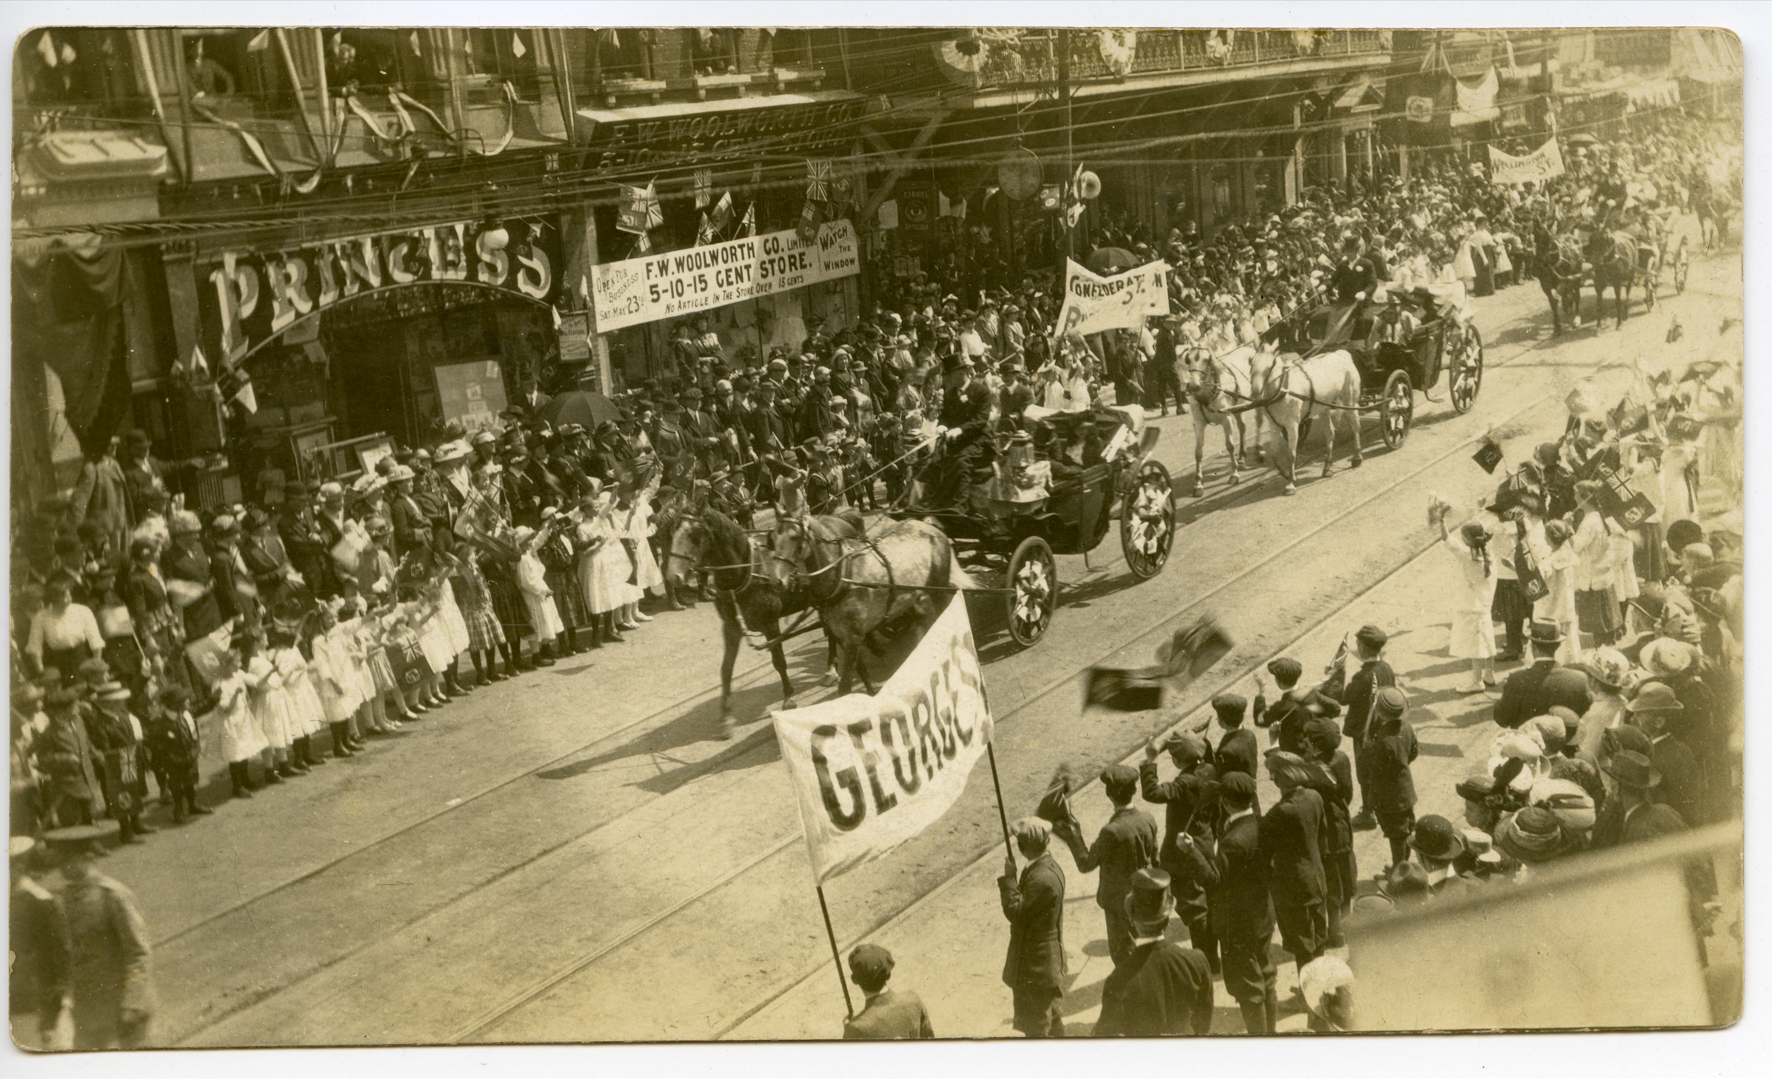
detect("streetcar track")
[442,303,1586,1042]
[186,257,1732,1045]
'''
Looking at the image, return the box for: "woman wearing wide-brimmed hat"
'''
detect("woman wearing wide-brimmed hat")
[1433,503,1499,693]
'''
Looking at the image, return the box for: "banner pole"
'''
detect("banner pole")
[816,884,854,1019]
[986,742,1014,853]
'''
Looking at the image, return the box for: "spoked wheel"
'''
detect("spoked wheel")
[1379,369,1414,449]
[1005,536,1057,648]
[1674,241,1690,293]
[1448,325,1483,415]
[1120,461,1174,580]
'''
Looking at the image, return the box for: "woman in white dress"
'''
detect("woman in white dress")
[1435,507,1499,693]
[307,601,364,757]
[619,469,666,624]
[576,485,641,645]
[245,636,302,781]
[1532,519,1581,665]
[212,645,268,798]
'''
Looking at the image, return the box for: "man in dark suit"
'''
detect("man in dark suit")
[1254,657,1341,756]
[841,944,933,1040]
[1094,869,1215,1036]
[1321,624,1396,830]
[1263,749,1329,974]
[1493,621,1592,729]
[1140,733,1219,973]
[1211,693,1260,782]
[1056,764,1159,965]
[1175,771,1278,1033]
[1628,682,1704,826]
[999,818,1067,1037]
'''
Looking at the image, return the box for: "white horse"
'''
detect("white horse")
[1252,348,1365,494]
[1178,341,1279,497]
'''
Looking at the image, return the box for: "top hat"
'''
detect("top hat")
[1124,867,1176,933]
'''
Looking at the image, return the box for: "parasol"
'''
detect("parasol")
[537,389,621,432]
[1085,246,1142,275]
[1565,133,1599,147]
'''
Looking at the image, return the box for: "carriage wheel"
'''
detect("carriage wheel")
[1674,243,1690,293]
[1448,326,1484,415]
[1120,461,1174,580]
[1379,370,1413,449]
[1005,536,1057,647]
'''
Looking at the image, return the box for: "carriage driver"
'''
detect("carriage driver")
[1326,234,1380,344]
[917,353,996,510]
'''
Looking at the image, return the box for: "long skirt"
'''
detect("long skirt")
[486,571,533,642]
[291,671,328,736]
[217,701,267,763]
[631,535,666,596]
[1575,587,1622,636]
[1491,578,1534,628]
[1635,520,1668,582]
[547,567,589,628]
[254,689,301,750]
[460,596,505,652]
[1448,608,1497,659]
[438,583,472,656]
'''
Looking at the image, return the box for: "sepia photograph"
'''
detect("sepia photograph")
[6,3,1750,1063]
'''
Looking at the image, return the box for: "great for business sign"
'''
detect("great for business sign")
[591,219,859,333]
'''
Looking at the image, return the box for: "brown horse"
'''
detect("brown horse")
[1583,227,1641,330]
[665,508,835,739]
[769,517,973,695]
[1251,347,1364,495]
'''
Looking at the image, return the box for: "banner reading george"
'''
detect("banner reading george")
[772,594,993,884]
[1052,258,1171,340]
[592,219,860,333]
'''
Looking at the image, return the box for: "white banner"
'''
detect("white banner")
[1052,258,1171,340]
[772,594,993,884]
[591,219,860,333]
[1489,138,1567,185]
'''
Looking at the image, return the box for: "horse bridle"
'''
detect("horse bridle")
[669,512,762,599]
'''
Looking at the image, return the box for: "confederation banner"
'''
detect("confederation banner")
[1052,258,1171,340]
[591,220,860,333]
[773,594,993,884]
[1489,138,1566,185]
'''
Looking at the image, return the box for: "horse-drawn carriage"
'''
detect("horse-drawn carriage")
[1540,209,1691,332]
[1267,285,1485,450]
[892,405,1176,647]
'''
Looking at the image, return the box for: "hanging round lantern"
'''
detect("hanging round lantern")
[997,147,1043,200]
[1077,171,1102,200]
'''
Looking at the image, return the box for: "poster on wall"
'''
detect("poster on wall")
[591,220,861,334]
[433,361,508,432]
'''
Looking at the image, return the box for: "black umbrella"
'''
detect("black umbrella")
[537,389,621,432]
[1085,246,1142,275]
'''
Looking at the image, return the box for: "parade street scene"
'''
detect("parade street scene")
[9,20,1745,1051]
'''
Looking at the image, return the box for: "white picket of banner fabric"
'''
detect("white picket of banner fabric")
[1052,258,1172,339]
[772,594,993,884]
[1489,138,1566,185]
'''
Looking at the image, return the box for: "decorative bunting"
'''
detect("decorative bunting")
[36,31,57,68]
[617,182,660,236]
[511,32,527,59]
[806,159,831,201]
[247,29,270,52]
[694,167,713,209]
[551,305,563,329]
[410,30,422,56]
[189,344,211,381]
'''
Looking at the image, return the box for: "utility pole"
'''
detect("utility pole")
[1059,29,1073,259]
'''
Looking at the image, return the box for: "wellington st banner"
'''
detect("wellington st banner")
[1052,258,1171,339]
[1489,138,1567,185]
[591,219,860,333]
[773,594,993,884]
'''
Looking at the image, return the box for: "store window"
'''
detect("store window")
[690,28,740,75]
[769,30,816,70]
[458,28,545,100]
[592,29,656,84]
[15,28,140,111]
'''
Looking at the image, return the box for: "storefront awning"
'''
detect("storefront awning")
[1332,79,1385,112]
[1625,78,1681,111]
